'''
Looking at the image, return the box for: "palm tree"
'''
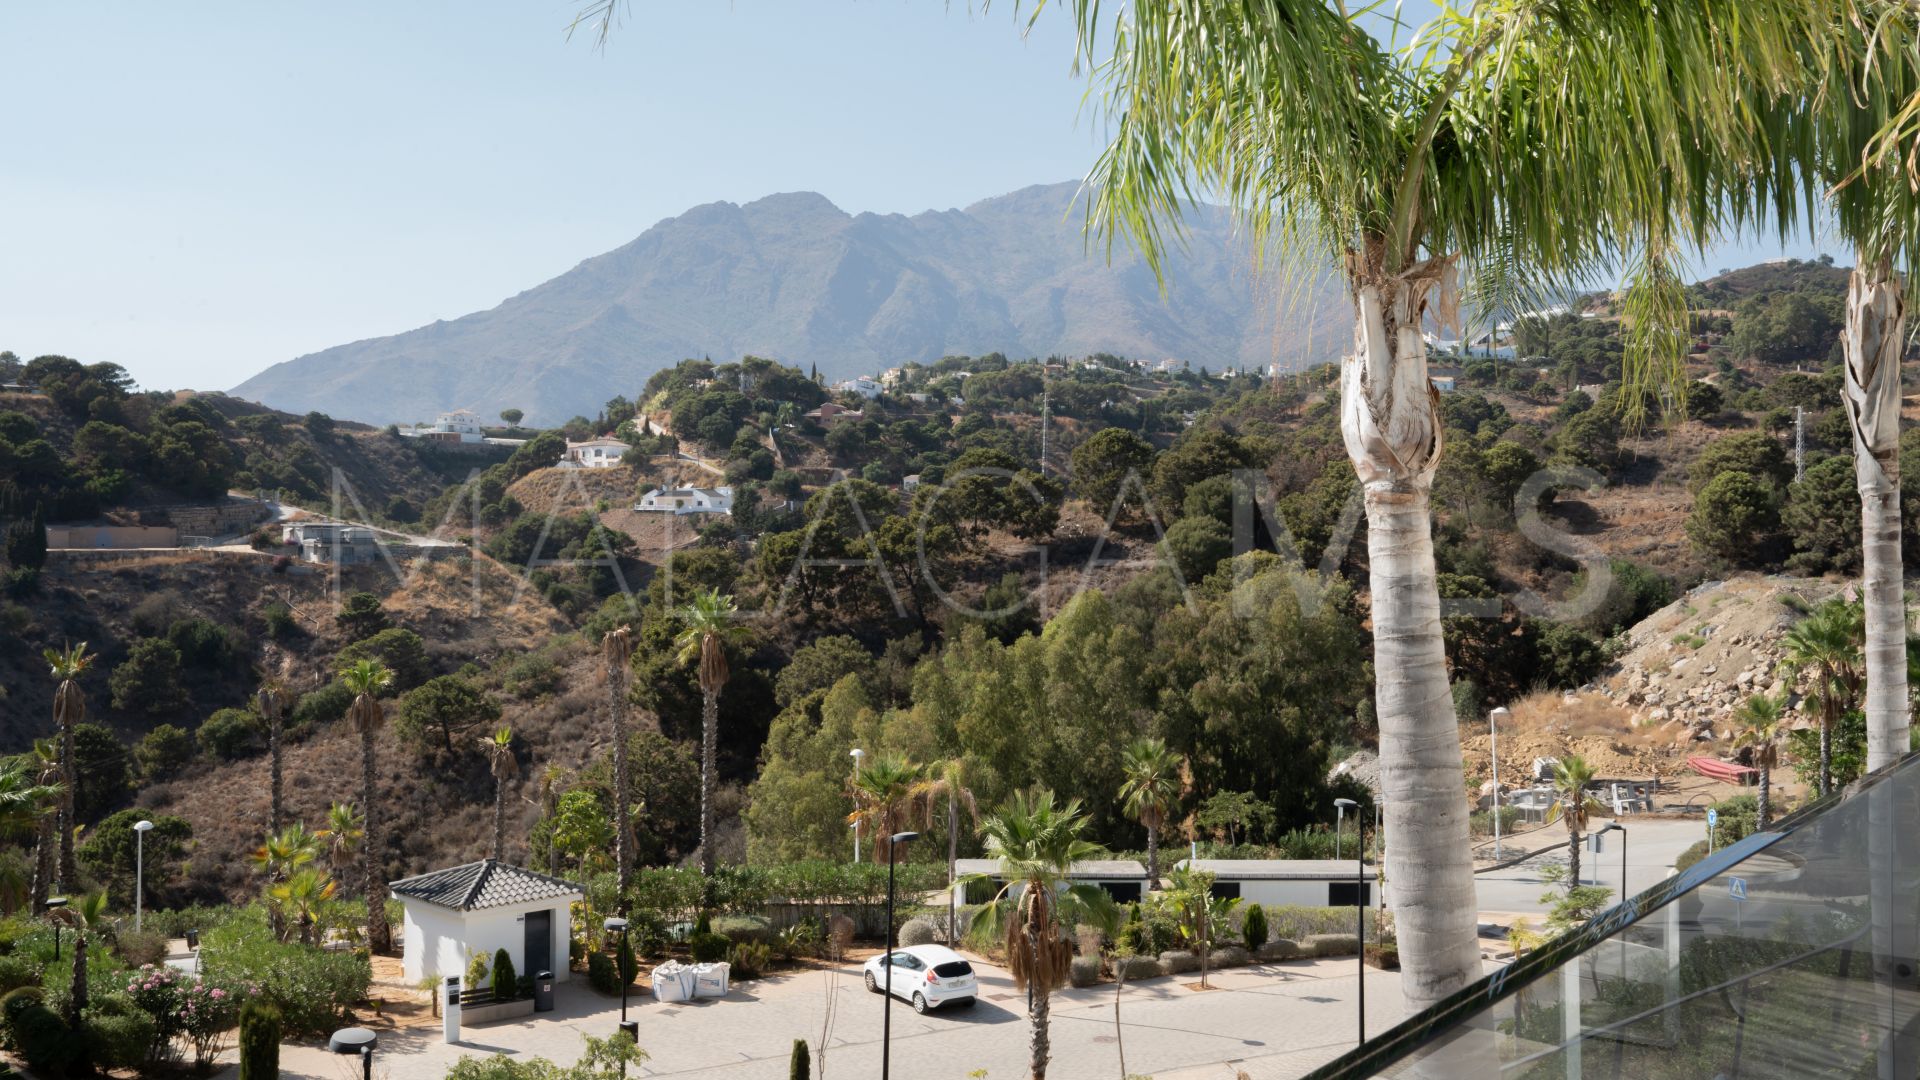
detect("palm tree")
[1733,692,1791,828]
[255,653,293,833]
[921,758,978,944]
[44,643,93,894]
[54,891,108,1024]
[1117,738,1182,887]
[267,868,338,947]
[24,741,60,913]
[533,764,569,876]
[1783,599,1866,797]
[1166,866,1239,990]
[601,626,635,895]
[480,726,518,860]
[1045,0,1816,1010]
[672,589,751,877]
[1547,756,1605,890]
[318,802,364,877]
[846,756,929,865]
[0,760,56,915]
[965,789,1116,1080]
[342,658,395,953]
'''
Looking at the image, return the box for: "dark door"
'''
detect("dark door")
[524,909,553,976]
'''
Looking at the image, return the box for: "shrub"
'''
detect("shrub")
[135,724,196,778]
[142,904,248,940]
[1675,840,1711,874]
[615,931,638,986]
[1709,794,1759,849]
[198,708,261,760]
[492,948,517,1003]
[1157,950,1198,975]
[291,682,353,728]
[712,914,775,946]
[897,917,937,947]
[1256,939,1303,962]
[0,955,36,994]
[790,1039,810,1080]
[1213,945,1254,968]
[467,950,491,992]
[83,993,154,1071]
[1115,955,1161,981]
[12,998,81,1074]
[1241,903,1267,950]
[1069,955,1101,987]
[238,1001,281,1080]
[1,984,44,1045]
[1306,933,1360,957]
[728,941,771,979]
[689,932,730,964]
[262,602,297,640]
[114,929,168,968]
[586,952,619,995]
[1265,905,1381,942]
[198,914,369,1036]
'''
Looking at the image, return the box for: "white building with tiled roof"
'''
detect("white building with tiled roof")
[390,859,584,985]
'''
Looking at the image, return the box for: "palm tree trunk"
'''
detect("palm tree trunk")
[699,688,718,877]
[57,718,75,891]
[1341,263,1480,1010]
[1844,262,1909,776]
[29,816,52,913]
[268,713,284,834]
[1566,820,1581,889]
[66,930,87,1025]
[1821,707,1834,798]
[361,726,390,953]
[1026,917,1051,1080]
[1145,821,1159,888]
[611,674,632,896]
[947,795,958,944]
[1112,963,1127,1080]
[1757,764,1771,828]
[492,774,507,861]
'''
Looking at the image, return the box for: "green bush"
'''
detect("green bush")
[114,929,167,968]
[615,931,638,986]
[728,941,771,979]
[897,917,936,947]
[712,914,775,945]
[1709,794,1759,849]
[1306,933,1361,957]
[238,1000,281,1080]
[198,912,369,1036]
[0,955,37,995]
[492,948,517,1003]
[1675,840,1711,874]
[82,993,155,1071]
[689,932,730,964]
[1069,955,1101,987]
[586,951,619,995]
[198,708,261,760]
[1242,903,1267,950]
[142,904,248,940]
[1115,955,1162,981]
[1265,905,1381,943]
[12,998,81,1074]
[1,984,44,1046]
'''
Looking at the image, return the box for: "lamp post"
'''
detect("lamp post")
[1596,823,1627,895]
[328,1026,377,1080]
[1334,799,1349,862]
[603,916,631,1023]
[1334,798,1363,1046]
[132,819,154,933]
[1489,706,1509,859]
[849,748,866,863]
[881,830,920,1080]
[44,897,66,961]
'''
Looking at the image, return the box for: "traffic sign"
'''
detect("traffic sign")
[1707,808,1718,829]
[1728,876,1748,901]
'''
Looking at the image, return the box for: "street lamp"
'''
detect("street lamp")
[881,830,920,1080]
[132,820,154,933]
[849,749,866,863]
[1490,706,1510,860]
[1594,823,1627,895]
[1334,798,1363,1046]
[44,897,66,961]
[328,1026,377,1080]
[1334,798,1352,862]
[603,916,631,1023]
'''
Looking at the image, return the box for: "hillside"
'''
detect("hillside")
[228,182,1347,427]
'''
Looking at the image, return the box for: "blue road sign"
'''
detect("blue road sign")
[1728,876,1748,901]
[1707,808,1718,829]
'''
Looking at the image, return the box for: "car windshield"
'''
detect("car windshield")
[933,961,972,977]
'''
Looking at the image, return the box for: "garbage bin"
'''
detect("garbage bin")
[534,970,555,1013]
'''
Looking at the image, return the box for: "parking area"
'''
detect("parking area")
[266,954,1420,1080]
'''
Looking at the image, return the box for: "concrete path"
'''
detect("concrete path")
[258,956,1424,1080]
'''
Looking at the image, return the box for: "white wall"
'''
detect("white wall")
[1234,879,1371,908]
[401,898,577,986]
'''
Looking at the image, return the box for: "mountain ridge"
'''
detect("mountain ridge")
[230,182,1344,426]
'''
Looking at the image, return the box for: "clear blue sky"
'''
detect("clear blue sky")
[1,1,1831,394]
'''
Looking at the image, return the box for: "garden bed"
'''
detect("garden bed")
[461,997,536,1025]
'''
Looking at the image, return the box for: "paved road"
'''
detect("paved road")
[265,956,1424,1080]
[1473,817,1706,917]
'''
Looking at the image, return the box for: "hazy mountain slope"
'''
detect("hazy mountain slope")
[231,183,1344,426]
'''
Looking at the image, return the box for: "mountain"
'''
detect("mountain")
[230,182,1346,426]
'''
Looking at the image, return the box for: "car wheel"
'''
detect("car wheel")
[865,972,880,994]
[912,992,930,1014]
[960,996,977,1008]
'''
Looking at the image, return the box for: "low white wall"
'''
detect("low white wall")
[401,899,576,986]
[1235,879,1375,908]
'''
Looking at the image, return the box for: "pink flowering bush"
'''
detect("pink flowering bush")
[123,963,246,1068]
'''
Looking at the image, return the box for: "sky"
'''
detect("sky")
[1,2,1834,395]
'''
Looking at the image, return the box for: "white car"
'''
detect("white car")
[862,944,979,1013]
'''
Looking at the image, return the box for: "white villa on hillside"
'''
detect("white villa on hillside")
[401,410,487,444]
[561,437,629,469]
[835,376,882,399]
[635,486,734,515]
